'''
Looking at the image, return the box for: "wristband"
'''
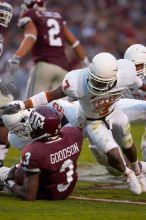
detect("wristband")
[19,101,25,110]
[82,57,90,67]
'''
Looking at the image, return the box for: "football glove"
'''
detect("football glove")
[0,103,21,116]
[0,100,25,116]
[0,80,17,97]
[7,55,21,75]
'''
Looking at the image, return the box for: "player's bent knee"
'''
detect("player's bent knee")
[89,145,108,166]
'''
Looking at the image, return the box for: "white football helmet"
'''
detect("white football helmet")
[87,52,118,96]
[2,109,32,140]
[0,1,13,28]
[124,44,146,80]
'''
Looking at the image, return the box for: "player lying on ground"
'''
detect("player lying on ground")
[0,105,83,201]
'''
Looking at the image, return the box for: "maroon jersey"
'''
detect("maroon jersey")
[20,127,83,200]
[18,8,69,70]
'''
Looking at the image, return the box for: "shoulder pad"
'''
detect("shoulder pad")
[17,17,32,28]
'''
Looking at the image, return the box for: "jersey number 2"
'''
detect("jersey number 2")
[47,18,62,46]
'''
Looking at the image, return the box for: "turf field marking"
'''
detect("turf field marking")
[69,196,146,205]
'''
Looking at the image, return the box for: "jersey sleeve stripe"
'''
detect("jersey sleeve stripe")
[22,167,40,173]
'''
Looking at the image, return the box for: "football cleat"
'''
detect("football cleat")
[136,172,146,192]
[127,170,142,195]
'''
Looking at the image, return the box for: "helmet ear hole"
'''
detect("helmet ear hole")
[20,118,26,123]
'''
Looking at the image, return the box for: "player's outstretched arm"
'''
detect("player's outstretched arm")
[0,86,66,115]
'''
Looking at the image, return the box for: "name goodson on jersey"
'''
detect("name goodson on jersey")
[50,143,79,164]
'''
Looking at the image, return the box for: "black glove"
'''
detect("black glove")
[0,80,17,97]
[0,103,21,116]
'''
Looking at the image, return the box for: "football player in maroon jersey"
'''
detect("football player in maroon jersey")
[0,105,83,201]
[8,0,89,98]
[0,1,17,167]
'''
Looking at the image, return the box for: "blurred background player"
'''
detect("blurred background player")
[0,1,17,167]
[7,0,89,98]
[0,105,83,201]
[1,0,146,100]
[117,44,146,161]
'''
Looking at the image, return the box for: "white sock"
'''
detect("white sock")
[131,160,141,175]
[0,145,9,161]
[140,161,146,174]
[141,129,146,161]
[142,146,146,162]
[124,167,132,176]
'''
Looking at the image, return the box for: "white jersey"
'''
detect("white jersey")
[62,59,139,119]
[122,77,146,100]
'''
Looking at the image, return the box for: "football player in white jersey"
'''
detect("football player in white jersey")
[0,1,17,167]
[116,44,146,161]
[1,52,146,195]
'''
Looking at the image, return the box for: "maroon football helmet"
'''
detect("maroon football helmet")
[23,0,45,9]
[29,105,61,140]
[0,1,13,28]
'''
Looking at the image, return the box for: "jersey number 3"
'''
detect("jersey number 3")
[57,159,74,192]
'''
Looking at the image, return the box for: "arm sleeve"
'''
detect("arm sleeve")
[17,9,36,28]
[21,146,41,173]
[132,76,143,88]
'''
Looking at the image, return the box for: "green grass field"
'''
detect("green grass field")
[1,123,146,220]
